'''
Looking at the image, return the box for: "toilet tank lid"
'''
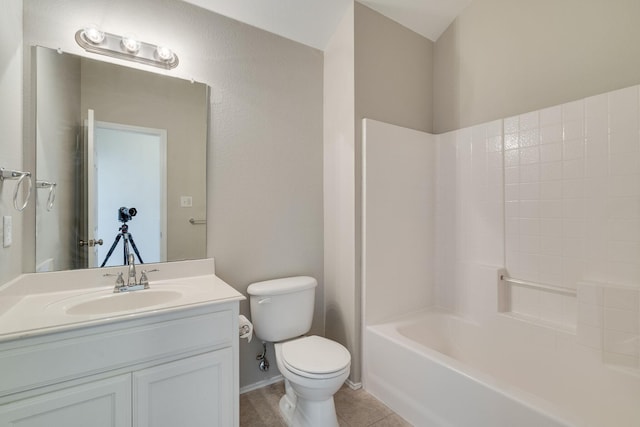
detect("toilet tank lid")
[247,276,317,296]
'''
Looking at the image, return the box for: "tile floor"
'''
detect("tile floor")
[240,381,412,426]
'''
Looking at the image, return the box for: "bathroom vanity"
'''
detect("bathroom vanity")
[0,259,243,427]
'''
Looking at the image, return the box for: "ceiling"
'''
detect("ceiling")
[181,0,472,50]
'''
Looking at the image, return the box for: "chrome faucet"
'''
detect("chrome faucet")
[127,253,137,287]
[111,253,147,293]
[109,254,158,293]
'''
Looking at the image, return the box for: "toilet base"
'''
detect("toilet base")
[278,394,339,427]
[279,394,295,424]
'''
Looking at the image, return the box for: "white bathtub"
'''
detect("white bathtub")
[363,310,640,427]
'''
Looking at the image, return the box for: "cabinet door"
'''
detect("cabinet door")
[0,374,131,427]
[134,349,233,427]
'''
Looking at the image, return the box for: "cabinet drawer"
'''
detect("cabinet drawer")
[0,309,232,397]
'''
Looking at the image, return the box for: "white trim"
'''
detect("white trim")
[239,375,284,395]
[239,374,362,394]
[345,379,362,390]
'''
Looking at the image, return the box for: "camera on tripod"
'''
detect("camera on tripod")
[118,206,137,223]
[101,206,143,267]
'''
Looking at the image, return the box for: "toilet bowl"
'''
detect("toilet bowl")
[275,336,350,427]
[247,277,351,427]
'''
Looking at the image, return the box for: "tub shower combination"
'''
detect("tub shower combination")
[364,308,639,427]
[361,87,640,427]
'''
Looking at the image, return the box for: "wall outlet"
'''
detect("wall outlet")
[180,196,193,208]
[3,216,12,248]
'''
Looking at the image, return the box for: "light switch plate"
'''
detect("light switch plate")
[3,216,12,248]
[180,196,193,208]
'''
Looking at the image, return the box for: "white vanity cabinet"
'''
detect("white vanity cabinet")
[0,375,132,427]
[133,349,233,427]
[0,301,239,427]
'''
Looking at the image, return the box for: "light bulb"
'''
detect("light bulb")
[155,46,174,62]
[83,25,105,44]
[121,34,140,53]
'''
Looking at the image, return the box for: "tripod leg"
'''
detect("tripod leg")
[100,233,123,267]
[128,233,144,264]
[123,234,131,265]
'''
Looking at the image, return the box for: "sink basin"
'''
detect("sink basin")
[65,290,183,315]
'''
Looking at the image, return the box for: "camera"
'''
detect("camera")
[118,206,137,223]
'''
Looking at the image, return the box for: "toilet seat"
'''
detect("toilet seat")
[280,335,351,379]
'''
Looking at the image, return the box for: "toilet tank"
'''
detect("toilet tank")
[247,276,317,342]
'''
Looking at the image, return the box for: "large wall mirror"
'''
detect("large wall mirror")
[33,46,208,272]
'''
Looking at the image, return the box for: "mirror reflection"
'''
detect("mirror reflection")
[34,46,208,272]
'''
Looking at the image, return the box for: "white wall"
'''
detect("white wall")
[0,0,24,286]
[362,119,436,325]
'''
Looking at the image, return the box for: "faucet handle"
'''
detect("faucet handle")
[139,269,158,289]
[103,272,125,283]
[140,271,149,288]
[107,272,126,293]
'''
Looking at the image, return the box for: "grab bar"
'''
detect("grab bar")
[0,167,33,211]
[189,217,206,225]
[500,274,577,297]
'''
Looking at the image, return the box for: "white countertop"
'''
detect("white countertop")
[0,259,244,342]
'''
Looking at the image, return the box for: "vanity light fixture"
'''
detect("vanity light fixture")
[75,27,179,70]
[83,25,105,44]
[155,45,175,62]
[121,33,140,54]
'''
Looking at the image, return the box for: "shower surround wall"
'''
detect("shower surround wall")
[502,86,640,368]
[435,120,504,318]
[362,119,436,325]
[437,85,640,369]
[362,85,640,424]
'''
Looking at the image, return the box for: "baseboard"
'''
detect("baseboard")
[239,375,284,394]
[345,379,362,390]
[240,374,362,394]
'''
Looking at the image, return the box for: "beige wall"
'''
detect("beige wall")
[355,3,434,134]
[23,0,324,390]
[0,0,24,286]
[343,3,434,383]
[322,2,435,385]
[434,0,640,133]
[34,48,80,272]
[323,3,357,384]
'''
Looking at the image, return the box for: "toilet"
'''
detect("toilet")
[247,276,350,427]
